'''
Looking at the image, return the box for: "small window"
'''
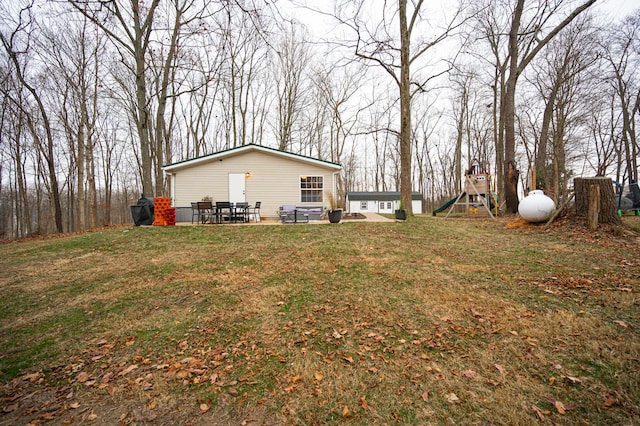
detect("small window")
[387,202,392,209]
[300,176,323,203]
[360,201,367,210]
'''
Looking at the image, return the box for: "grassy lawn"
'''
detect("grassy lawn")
[1,215,639,425]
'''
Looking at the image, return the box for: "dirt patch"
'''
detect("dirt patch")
[343,212,367,220]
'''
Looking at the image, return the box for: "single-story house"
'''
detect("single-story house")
[162,144,342,221]
[346,192,424,215]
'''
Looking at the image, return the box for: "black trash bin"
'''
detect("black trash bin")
[131,195,155,226]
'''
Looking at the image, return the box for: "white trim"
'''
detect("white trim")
[168,173,175,206]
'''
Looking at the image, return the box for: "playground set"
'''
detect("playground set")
[432,160,499,220]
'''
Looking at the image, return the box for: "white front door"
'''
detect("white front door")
[229,173,246,203]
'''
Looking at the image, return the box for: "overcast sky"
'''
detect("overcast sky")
[595,0,639,21]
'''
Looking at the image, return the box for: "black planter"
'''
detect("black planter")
[395,209,407,220]
[328,209,343,223]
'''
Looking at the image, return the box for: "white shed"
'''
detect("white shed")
[163,144,342,220]
[346,192,423,215]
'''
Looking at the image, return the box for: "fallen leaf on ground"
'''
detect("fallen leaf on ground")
[613,320,629,328]
[421,390,429,402]
[76,372,91,383]
[199,403,210,413]
[342,405,351,417]
[342,354,354,364]
[531,405,546,421]
[494,364,505,374]
[553,399,566,414]
[446,393,460,403]
[360,395,368,409]
[563,375,582,385]
[23,372,43,382]
[119,364,138,376]
[462,369,476,379]
[314,372,323,381]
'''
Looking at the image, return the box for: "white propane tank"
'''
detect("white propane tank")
[518,190,556,222]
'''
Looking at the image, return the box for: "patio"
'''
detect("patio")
[175,211,394,225]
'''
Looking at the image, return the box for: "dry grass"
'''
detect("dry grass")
[1,216,639,425]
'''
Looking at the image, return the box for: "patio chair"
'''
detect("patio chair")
[196,201,213,224]
[248,201,261,222]
[215,201,232,223]
[191,202,200,224]
[233,202,249,223]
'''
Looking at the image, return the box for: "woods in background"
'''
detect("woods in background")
[1,0,638,238]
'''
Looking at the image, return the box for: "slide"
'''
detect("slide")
[432,193,465,216]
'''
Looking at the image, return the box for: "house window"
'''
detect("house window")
[360,201,367,210]
[300,176,323,202]
[387,202,392,209]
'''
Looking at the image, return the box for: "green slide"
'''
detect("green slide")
[432,193,465,216]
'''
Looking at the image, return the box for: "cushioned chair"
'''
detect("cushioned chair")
[279,205,297,223]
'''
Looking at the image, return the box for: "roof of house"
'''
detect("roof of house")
[163,143,342,172]
[347,192,423,201]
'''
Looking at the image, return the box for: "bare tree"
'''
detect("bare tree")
[68,0,161,197]
[501,0,596,213]
[600,11,640,186]
[0,81,33,237]
[1,3,64,233]
[334,0,465,214]
[39,13,107,230]
[530,15,598,201]
[589,91,621,177]
[217,1,270,148]
[272,22,310,152]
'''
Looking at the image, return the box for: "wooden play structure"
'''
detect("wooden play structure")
[432,160,498,221]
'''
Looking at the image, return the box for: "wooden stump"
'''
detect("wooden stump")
[574,177,621,225]
[587,185,600,230]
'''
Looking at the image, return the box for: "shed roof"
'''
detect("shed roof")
[347,192,423,201]
[163,143,341,172]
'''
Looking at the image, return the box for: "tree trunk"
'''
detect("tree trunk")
[503,0,524,214]
[535,84,558,192]
[574,177,621,224]
[502,0,596,213]
[398,0,413,215]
